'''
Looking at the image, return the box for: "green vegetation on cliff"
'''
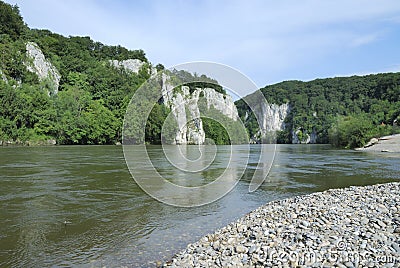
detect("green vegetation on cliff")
[236,73,400,148]
[0,1,233,145]
[2,1,399,147]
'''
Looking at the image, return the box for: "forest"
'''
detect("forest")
[236,73,400,148]
[1,1,236,145]
[1,1,399,148]
[0,1,159,145]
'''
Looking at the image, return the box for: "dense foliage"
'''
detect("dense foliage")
[2,1,399,148]
[0,1,26,40]
[0,1,154,144]
[0,1,233,145]
[171,69,226,95]
[236,73,400,148]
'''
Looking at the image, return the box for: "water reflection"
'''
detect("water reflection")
[124,145,250,207]
[1,145,399,267]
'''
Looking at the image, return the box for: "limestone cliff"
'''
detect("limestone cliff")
[248,100,320,144]
[256,102,290,135]
[161,74,238,144]
[109,59,156,75]
[109,59,144,73]
[250,102,290,142]
[25,42,60,95]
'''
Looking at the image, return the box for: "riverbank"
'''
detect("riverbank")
[356,134,400,153]
[165,183,400,267]
[0,139,56,146]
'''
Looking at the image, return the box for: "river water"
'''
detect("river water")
[1,145,399,267]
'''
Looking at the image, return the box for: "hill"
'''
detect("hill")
[236,73,400,148]
[0,1,238,145]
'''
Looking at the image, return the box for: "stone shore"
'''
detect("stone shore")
[356,134,400,153]
[165,183,400,267]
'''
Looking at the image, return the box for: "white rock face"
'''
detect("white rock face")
[25,42,60,94]
[249,99,319,144]
[109,59,144,73]
[161,76,238,144]
[203,88,238,121]
[256,102,290,137]
[109,59,158,76]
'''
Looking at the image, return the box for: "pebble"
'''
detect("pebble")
[236,245,248,254]
[165,183,400,268]
[391,243,400,253]
[360,217,369,225]
[376,219,386,228]
[248,245,257,254]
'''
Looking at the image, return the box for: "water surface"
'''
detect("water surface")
[0,145,399,267]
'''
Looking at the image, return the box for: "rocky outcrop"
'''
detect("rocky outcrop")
[161,75,238,144]
[202,88,238,121]
[109,59,156,75]
[355,134,400,152]
[252,102,321,144]
[109,59,144,73]
[252,102,290,142]
[292,128,317,144]
[25,42,60,95]
[363,137,379,148]
[168,86,205,144]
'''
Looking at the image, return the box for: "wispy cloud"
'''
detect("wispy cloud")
[350,33,380,47]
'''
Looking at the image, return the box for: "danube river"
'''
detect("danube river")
[1,145,399,267]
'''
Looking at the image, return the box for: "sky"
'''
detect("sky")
[6,0,400,92]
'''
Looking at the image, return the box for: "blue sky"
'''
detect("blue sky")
[6,0,400,92]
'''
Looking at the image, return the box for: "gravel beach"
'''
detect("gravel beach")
[165,183,400,267]
[356,134,400,153]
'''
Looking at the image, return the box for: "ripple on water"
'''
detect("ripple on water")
[1,145,400,267]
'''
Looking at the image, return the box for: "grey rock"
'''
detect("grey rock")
[248,245,257,254]
[25,42,60,95]
[253,102,290,143]
[159,74,239,144]
[235,245,248,254]
[391,243,400,253]
[376,219,386,227]
[364,138,379,148]
[241,254,248,263]
[299,220,310,229]
[109,59,145,74]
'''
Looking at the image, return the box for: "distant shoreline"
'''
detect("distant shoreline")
[355,134,400,153]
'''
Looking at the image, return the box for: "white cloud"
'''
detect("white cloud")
[350,33,380,47]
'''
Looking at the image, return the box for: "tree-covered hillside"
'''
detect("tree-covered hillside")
[2,0,399,148]
[0,1,154,144]
[236,73,400,148]
[0,1,234,145]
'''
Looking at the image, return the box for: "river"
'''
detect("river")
[1,145,399,267]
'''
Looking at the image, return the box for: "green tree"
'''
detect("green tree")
[0,1,27,40]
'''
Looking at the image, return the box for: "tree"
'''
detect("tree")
[0,1,27,40]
